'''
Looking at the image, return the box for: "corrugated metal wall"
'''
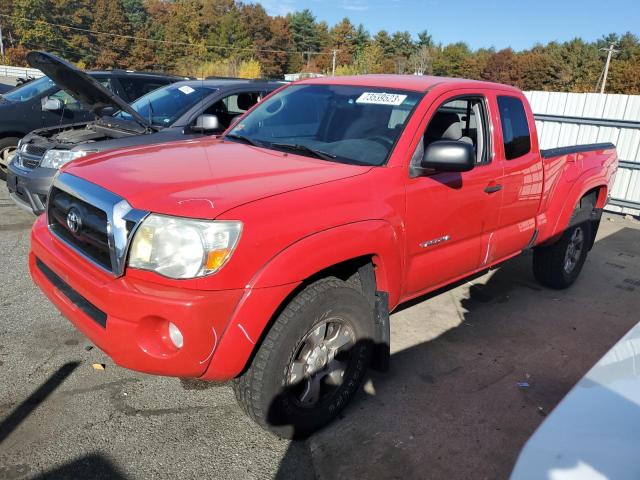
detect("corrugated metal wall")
[524,90,640,216]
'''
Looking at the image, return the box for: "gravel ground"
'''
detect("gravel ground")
[1,183,639,480]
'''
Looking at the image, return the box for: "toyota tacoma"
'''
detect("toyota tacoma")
[29,75,617,438]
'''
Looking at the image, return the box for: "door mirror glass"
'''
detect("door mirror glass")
[192,114,220,132]
[42,97,63,111]
[422,140,475,172]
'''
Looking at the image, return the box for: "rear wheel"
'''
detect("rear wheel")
[233,277,375,439]
[533,222,591,289]
[0,137,20,182]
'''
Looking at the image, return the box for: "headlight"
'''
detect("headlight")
[128,215,242,279]
[40,149,89,169]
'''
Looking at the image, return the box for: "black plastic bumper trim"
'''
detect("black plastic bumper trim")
[36,258,107,328]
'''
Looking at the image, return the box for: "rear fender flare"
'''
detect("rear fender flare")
[542,175,607,243]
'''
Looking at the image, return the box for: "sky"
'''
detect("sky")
[256,0,640,51]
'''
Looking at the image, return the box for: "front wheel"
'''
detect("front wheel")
[233,277,375,439]
[0,137,20,182]
[533,222,591,289]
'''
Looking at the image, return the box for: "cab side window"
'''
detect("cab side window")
[48,78,112,112]
[48,89,83,111]
[223,92,261,115]
[413,96,490,167]
[203,92,262,130]
[497,96,531,160]
[119,77,169,102]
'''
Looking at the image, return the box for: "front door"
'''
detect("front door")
[403,92,504,298]
[40,77,112,127]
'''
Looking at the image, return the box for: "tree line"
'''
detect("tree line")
[1,0,639,94]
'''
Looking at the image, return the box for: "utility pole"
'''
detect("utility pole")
[599,43,619,94]
[0,22,4,63]
[331,49,338,76]
[305,51,312,71]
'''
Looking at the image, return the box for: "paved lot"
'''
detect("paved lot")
[1,184,639,480]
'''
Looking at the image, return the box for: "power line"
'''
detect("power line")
[0,13,334,57]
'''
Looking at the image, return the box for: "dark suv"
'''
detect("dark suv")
[0,57,187,180]
[7,52,282,214]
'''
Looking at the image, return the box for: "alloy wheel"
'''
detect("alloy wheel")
[564,226,585,274]
[286,319,356,407]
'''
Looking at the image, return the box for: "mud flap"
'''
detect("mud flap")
[370,291,390,372]
[588,208,603,251]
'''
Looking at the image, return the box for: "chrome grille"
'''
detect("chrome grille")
[48,187,112,270]
[17,144,50,169]
[47,173,148,276]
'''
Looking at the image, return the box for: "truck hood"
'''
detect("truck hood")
[63,138,372,218]
[27,51,151,129]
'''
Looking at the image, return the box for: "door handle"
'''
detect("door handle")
[484,184,502,193]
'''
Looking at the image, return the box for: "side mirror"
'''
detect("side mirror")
[102,106,116,116]
[192,114,220,132]
[42,97,63,111]
[421,140,475,173]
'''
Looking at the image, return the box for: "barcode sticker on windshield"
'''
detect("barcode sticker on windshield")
[178,86,195,95]
[356,92,407,106]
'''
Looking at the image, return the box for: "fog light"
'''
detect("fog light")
[168,322,184,349]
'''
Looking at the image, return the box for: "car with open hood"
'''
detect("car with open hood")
[0,51,186,181]
[6,51,283,214]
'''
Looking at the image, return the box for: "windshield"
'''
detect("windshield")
[117,84,217,127]
[2,76,55,102]
[226,84,422,166]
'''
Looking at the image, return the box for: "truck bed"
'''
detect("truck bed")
[540,142,616,159]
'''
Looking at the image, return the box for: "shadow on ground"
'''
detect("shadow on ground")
[1,227,638,480]
[273,227,640,479]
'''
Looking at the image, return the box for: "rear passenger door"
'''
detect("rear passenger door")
[490,94,543,259]
[403,91,504,297]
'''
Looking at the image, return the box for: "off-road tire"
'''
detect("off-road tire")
[533,221,591,289]
[232,277,375,439]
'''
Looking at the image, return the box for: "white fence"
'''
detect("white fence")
[525,90,640,216]
[0,65,44,79]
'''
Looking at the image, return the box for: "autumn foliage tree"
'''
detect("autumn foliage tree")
[90,0,131,69]
[2,1,639,93]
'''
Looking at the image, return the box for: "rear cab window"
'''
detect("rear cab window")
[497,96,531,160]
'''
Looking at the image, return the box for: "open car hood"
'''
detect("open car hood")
[26,51,151,129]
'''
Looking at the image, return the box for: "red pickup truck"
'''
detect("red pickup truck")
[29,75,617,438]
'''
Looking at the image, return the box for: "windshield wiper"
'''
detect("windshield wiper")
[224,133,263,147]
[269,143,337,161]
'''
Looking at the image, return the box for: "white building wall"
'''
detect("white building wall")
[525,90,640,216]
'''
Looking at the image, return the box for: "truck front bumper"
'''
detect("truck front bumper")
[7,160,56,215]
[30,215,247,378]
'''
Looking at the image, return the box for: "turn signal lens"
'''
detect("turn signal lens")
[205,248,232,271]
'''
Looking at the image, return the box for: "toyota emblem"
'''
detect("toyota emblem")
[66,208,82,234]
